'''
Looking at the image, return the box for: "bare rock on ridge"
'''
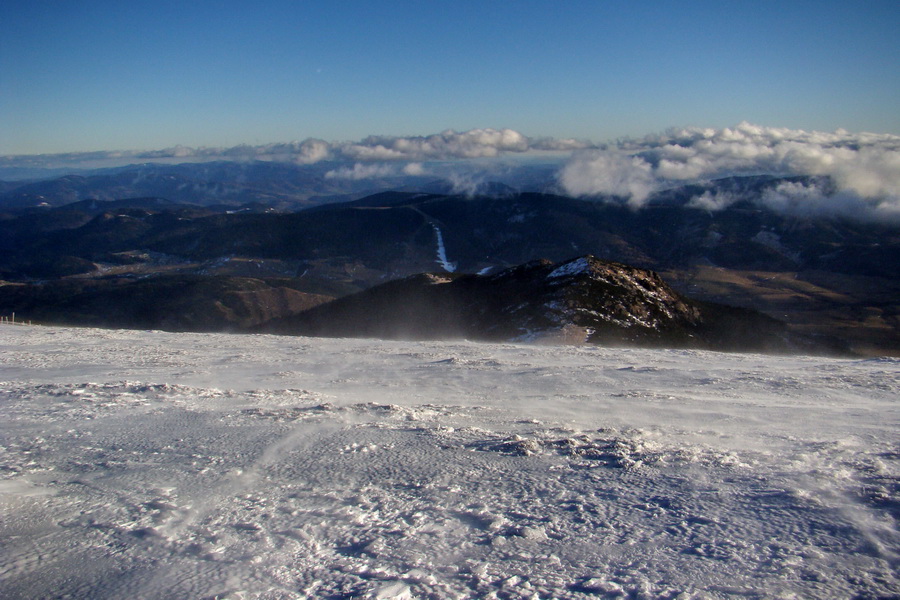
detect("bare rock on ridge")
[260,255,830,353]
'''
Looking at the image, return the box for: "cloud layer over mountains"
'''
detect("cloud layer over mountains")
[560,123,900,220]
[3,124,899,221]
[1,129,590,169]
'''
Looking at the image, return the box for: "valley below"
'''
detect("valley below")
[2,182,898,355]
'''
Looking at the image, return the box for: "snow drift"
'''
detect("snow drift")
[1,325,897,599]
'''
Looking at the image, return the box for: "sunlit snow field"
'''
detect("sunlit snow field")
[1,325,898,599]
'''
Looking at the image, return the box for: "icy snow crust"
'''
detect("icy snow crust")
[1,326,898,600]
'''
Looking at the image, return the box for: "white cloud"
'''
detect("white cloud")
[323,162,429,180]
[446,171,487,197]
[558,151,659,207]
[402,162,426,176]
[324,163,399,180]
[290,139,332,164]
[530,137,594,152]
[759,181,899,220]
[0,128,588,172]
[560,122,900,219]
[687,190,738,211]
[340,128,532,162]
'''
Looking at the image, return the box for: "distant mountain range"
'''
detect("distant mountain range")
[0,169,897,354]
[0,160,556,211]
[4,184,897,278]
[0,161,418,210]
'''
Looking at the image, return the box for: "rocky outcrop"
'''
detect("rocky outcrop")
[260,256,818,353]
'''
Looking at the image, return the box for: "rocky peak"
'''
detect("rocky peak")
[261,255,811,352]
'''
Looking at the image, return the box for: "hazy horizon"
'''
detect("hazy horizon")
[3,122,899,221]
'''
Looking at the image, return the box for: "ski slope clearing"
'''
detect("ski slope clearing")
[1,326,898,599]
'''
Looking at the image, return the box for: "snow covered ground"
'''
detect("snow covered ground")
[1,325,897,599]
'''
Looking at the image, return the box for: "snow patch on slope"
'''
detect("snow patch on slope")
[547,256,592,279]
[432,224,457,273]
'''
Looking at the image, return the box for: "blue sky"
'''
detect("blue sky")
[1,0,898,155]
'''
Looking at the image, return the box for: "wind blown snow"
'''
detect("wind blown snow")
[1,326,897,599]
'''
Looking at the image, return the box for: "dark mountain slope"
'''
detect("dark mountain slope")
[289,189,900,279]
[1,184,897,352]
[4,188,897,280]
[0,275,332,332]
[259,255,824,353]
